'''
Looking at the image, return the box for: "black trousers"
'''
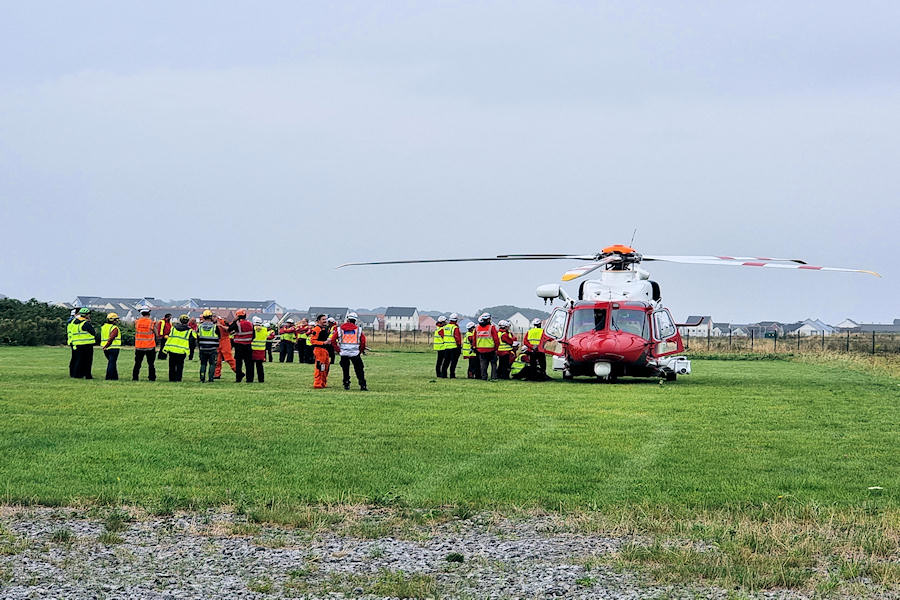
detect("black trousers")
[296,339,309,363]
[104,348,119,380]
[467,356,481,379]
[69,346,77,378]
[73,345,94,379]
[157,340,167,360]
[279,340,294,362]
[252,360,265,383]
[266,342,273,362]
[435,349,447,377]
[497,353,513,379]
[478,351,498,380]
[528,351,547,375]
[234,344,253,382]
[340,354,367,389]
[133,349,157,381]
[168,353,186,382]
[199,348,216,382]
[444,347,461,378]
[188,339,195,361]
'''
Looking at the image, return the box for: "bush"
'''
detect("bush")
[0,298,134,346]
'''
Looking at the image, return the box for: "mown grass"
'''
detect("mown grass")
[0,347,897,593]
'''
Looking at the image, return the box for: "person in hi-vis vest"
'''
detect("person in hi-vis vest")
[336,312,368,391]
[100,312,122,380]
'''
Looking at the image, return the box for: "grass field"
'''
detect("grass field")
[1,346,898,593]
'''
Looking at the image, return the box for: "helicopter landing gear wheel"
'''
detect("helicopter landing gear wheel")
[665,372,677,382]
[562,370,573,380]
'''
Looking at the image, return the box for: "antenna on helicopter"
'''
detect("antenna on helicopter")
[629,229,637,247]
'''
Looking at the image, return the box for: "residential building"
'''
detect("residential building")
[678,315,712,337]
[795,319,835,336]
[186,299,284,314]
[419,314,436,332]
[307,307,349,322]
[384,307,419,331]
[506,312,532,333]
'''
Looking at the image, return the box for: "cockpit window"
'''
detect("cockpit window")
[611,308,649,339]
[570,308,607,336]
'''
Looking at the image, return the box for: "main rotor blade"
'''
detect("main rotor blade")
[561,256,621,281]
[644,256,880,277]
[643,255,808,264]
[338,254,597,268]
[497,253,599,260]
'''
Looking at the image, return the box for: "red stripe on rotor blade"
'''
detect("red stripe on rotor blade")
[756,257,773,260]
[717,256,735,260]
[742,262,766,267]
[798,265,823,270]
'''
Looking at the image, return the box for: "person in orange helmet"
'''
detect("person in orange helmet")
[229,308,255,383]
[214,315,237,379]
[309,313,333,389]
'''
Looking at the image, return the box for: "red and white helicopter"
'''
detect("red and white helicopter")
[338,246,879,382]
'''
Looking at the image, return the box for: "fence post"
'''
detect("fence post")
[872,330,876,354]
[773,331,777,352]
[846,330,850,352]
[797,330,800,352]
[750,330,754,351]
[385,328,388,344]
[707,327,710,351]
[729,328,732,350]
[822,330,825,351]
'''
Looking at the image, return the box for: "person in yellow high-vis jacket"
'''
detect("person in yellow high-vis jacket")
[163,315,195,382]
[100,312,122,380]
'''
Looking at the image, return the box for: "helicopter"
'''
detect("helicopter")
[338,245,880,382]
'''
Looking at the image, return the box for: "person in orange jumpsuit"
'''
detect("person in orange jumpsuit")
[309,313,333,389]
[214,315,237,379]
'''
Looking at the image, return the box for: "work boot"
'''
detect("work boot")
[343,384,350,390]
[360,386,368,391]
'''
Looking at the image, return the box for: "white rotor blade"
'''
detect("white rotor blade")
[561,256,621,281]
[644,256,880,277]
[337,254,594,269]
[643,255,807,264]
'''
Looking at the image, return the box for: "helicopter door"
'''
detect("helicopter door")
[540,307,568,356]
[650,308,683,356]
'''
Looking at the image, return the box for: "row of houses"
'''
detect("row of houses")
[679,316,900,338]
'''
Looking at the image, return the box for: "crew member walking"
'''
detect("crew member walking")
[524,318,547,378]
[326,317,338,364]
[70,308,97,379]
[163,315,195,382]
[196,310,220,383]
[433,316,447,377]
[442,313,462,378]
[133,306,157,381]
[278,319,296,362]
[265,321,275,362]
[337,312,368,391]
[229,309,255,383]
[462,322,481,379]
[100,312,122,380]
[214,316,237,379]
[156,313,173,360]
[474,312,500,381]
[250,316,268,383]
[309,314,332,389]
[496,320,518,379]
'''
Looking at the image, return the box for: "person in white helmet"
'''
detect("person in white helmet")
[250,316,268,383]
[524,317,548,379]
[496,319,518,379]
[462,322,481,379]
[336,312,368,391]
[433,315,448,377]
[440,313,462,378]
[473,312,500,380]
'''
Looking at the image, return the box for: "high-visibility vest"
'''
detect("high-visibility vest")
[432,326,444,351]
[498,330,514,353]
[163,327,193,355]
[296,327,309,341]
[280,327,296,342]
[337,325,362,357]
[527,327,543,348]
[510,353,527,376]
[441,323,459,350]
[232,319,254,345]
[134,318,156,349]
[66,319,77,345]
[474,325,497,350]
[197,322,219,349]
[157,320,170,337]
[461,331,475,358]
[252,326,268,352]
[100,323,121,349]
[70,318,95,347]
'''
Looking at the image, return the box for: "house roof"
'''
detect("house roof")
[712,322,730,330]
[385,306,417,317]
[190,299,277,310]
[684,315,711,325]
[858,323,900,333]
[308,307,349,319]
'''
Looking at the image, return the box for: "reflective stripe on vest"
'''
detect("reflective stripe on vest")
[100,323,121,348]
[527,327,543,346]
[233,319,254,344]
[338,326,362,357]
[461,332,475,358]
[163,327,192,354]
[66,320,77,345]
[498,331,513,353]
[441,323,459,350]
[197,322,219,349]
[474,325,496,349]
[510,353,527,376]
[71,319,95,346]
[252,327,268,352]
[432,326,444,351]
[280,328,296,342]
[134,318,156,349]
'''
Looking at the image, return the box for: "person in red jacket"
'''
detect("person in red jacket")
[473,312,500,381]
[336,312,368,391]
[156,313,172,360]
[228,309,255,383]
[278,319,296,363]
[309,314,333,388]
[496,319,518,379]
[187,317,198,361]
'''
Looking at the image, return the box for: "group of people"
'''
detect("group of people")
[65,308,369,390]
[432,312,548,381]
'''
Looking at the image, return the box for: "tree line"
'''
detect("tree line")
[0,298,135,346]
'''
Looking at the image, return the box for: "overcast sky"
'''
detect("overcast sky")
[2,1,897,323]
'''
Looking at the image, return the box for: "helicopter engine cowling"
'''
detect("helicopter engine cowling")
[580,270,656,302]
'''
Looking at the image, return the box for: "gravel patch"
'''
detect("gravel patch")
[0,506,846,599]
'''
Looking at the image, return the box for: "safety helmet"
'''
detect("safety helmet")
[437,315,447,323]
[202,310,213,318]
[70,309,76,316]
[78,307,91,315]
[532,318,543,326]
[449,313,458,321]
[498,319,510,328]
[140,306,151,314]
[235,309,247,317]
[263,321,271,328]
[347,311,358,322]
[466,322,475,330]
[107,312,119,320]
[479,312,490,323]
[286,319,294,324]
[179,314,189,323]
[327,317,336,324]
[252,316,262,325]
